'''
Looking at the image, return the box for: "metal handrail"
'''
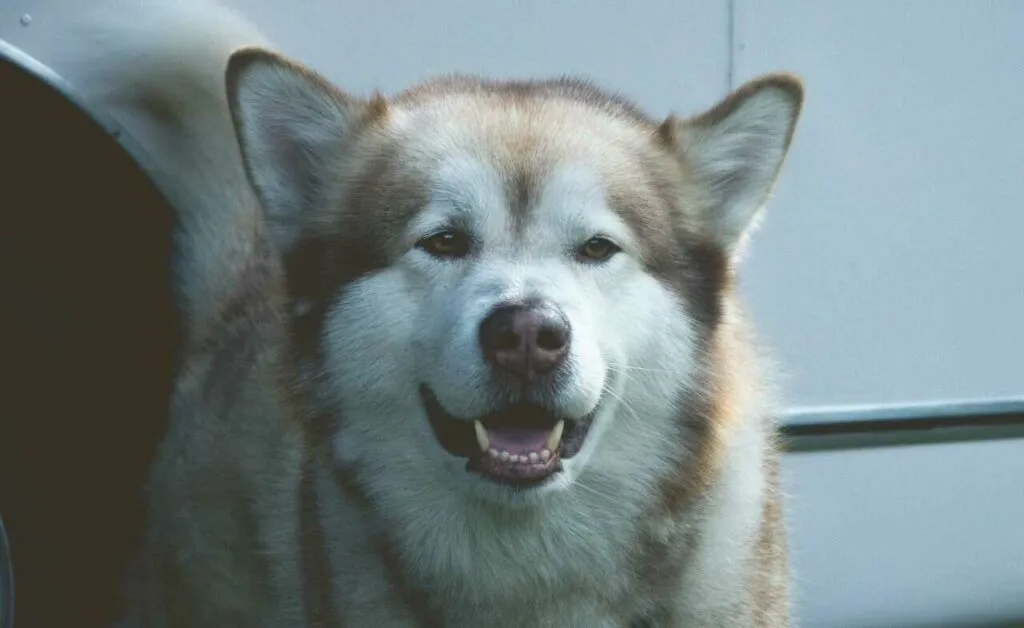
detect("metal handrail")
[783,398,1024,452]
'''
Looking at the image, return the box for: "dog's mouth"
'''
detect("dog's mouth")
[420,385,597,488]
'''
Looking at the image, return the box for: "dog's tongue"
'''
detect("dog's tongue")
[486,426,551,455]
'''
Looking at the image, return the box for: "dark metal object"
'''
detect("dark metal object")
[0,37,179,627]
[0,516,12,628]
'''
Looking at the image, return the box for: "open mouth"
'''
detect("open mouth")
[420,385,597,488]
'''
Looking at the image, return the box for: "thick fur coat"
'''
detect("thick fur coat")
[32,1,803,626]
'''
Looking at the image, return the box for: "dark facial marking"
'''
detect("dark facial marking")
[282,136,429,360]
[606,146,730,338]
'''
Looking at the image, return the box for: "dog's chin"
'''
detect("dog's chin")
[419,385,599,490]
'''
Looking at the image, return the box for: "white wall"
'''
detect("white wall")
[3,1,1022,625]
[784,440,1024,627]
[5,0,1021,410]
[734,0,1024,410]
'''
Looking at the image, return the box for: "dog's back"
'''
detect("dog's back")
[31,3,313,625]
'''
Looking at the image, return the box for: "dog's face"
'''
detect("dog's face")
[226,53,801,503]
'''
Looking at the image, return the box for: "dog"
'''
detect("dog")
[35,1,803,625]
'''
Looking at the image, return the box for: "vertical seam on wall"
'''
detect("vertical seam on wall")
[726,0,737,92]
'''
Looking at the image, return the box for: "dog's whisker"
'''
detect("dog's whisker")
[606,362,674,375]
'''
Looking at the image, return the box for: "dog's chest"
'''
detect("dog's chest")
[323,474,657,626]
[441,595,629,628]
[412,507,640,622]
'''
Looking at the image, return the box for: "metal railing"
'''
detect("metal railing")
[783,398,1024,453]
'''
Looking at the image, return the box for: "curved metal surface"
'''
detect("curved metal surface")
[0,36,168,200]
[0,516,11,628]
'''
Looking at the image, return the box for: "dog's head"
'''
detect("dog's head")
[226,51,801,503]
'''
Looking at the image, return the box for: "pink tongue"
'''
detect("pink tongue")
[486,426,551,455]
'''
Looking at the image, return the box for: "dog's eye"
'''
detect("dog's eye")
[577,236,621,262]
[417,230,471,259]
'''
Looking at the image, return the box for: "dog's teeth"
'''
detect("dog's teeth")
[473,421,489,453]
[500,451,511,461]
[488,449,499,458]
[540,449,551,461]
[529,452,539,463]
[546,420,565,452]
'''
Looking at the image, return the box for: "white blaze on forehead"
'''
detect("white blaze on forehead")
[528,164,637,255]
[407,154,508,240]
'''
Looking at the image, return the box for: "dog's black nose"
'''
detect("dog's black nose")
[479,301,571,380]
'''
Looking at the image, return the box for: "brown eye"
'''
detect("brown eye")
[417,230,471,259]
[577,236,620,262]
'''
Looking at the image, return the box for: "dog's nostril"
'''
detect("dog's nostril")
[536,326,567,351]
[495,329,520,351]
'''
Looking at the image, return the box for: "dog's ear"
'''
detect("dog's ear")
[661,74,803,256]
[226,47,381,252]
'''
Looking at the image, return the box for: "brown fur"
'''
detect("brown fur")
[140,38,801,627]
[751,446,790,625]
[136,237,309,626]
[29,3,799,624]
[223,59,799,625]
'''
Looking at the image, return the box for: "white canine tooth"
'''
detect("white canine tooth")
[540,449,551,461]
[529,452,539,463]
[473,421,489,453]
[500,451,511,461]
[546,420,564,452]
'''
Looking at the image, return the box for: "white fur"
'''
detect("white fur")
[678,87,800,256]
[228,54,361,253]
[319,150,703,624]
[35,1,796,624]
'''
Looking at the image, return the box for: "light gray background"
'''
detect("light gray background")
[3,1,1022,625]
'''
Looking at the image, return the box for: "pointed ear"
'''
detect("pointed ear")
[662,74,803,254]
[225,47,380,252]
